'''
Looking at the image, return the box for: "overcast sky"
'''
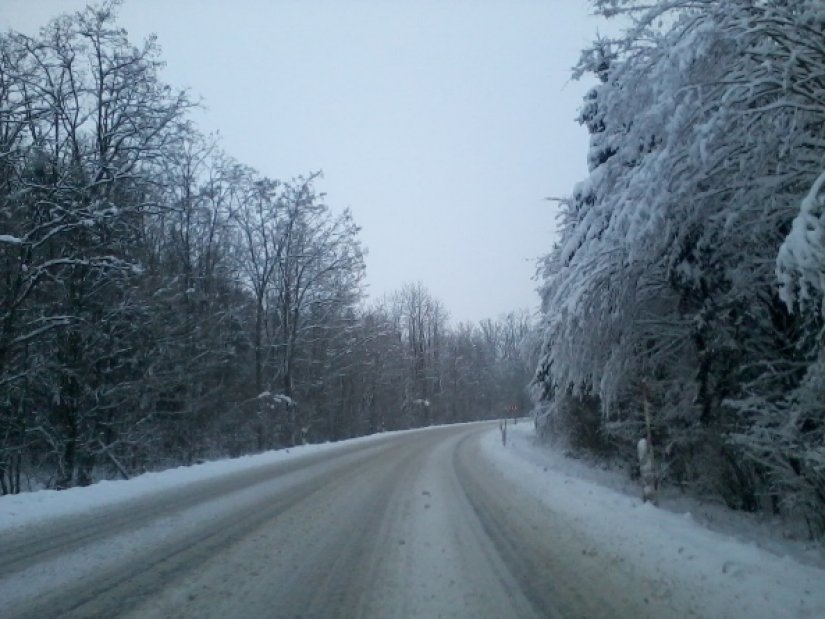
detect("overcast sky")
[0,0,604,324]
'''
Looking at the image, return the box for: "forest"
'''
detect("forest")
[534,0,825,538]
[4,0,823,545]
[0,5,534,492]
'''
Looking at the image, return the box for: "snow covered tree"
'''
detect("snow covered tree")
[389,283,448,426]
[0,3,194,487]
[536,0,825,533]
[0,1,535,493]
[232,173,365,446]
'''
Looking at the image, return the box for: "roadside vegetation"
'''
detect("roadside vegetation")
[535,0,825,538]
[0,4,534,492]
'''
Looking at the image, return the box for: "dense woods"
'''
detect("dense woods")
[535,0,825,537]
[0,5,534,493]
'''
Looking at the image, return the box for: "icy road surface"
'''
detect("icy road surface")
[1,421,823,618]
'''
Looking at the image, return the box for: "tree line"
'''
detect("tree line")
[0,4,534,493]
[535,0,825,537]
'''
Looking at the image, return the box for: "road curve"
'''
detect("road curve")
[0,423,662,619]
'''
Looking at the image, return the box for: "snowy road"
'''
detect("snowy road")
[0,423,651,618]
[2,422,823,618]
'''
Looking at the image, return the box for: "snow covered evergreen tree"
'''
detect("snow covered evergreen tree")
[536,0,825,535]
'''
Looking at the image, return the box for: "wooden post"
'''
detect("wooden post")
[639,380,658,504]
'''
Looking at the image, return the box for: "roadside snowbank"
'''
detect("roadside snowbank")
[481,422,825,619]
[0,426,427,533]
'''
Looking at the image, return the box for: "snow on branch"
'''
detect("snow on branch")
[776,169,825,316]
[0,234,24,245]
[257,392,296,407]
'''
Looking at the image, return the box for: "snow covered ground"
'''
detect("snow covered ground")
[481,420,825,619]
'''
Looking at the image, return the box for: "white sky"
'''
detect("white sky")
[0,0,603,323]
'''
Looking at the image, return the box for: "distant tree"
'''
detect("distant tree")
[275,178,365,444]
[232,173,365,446]
[389,283,448,426]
